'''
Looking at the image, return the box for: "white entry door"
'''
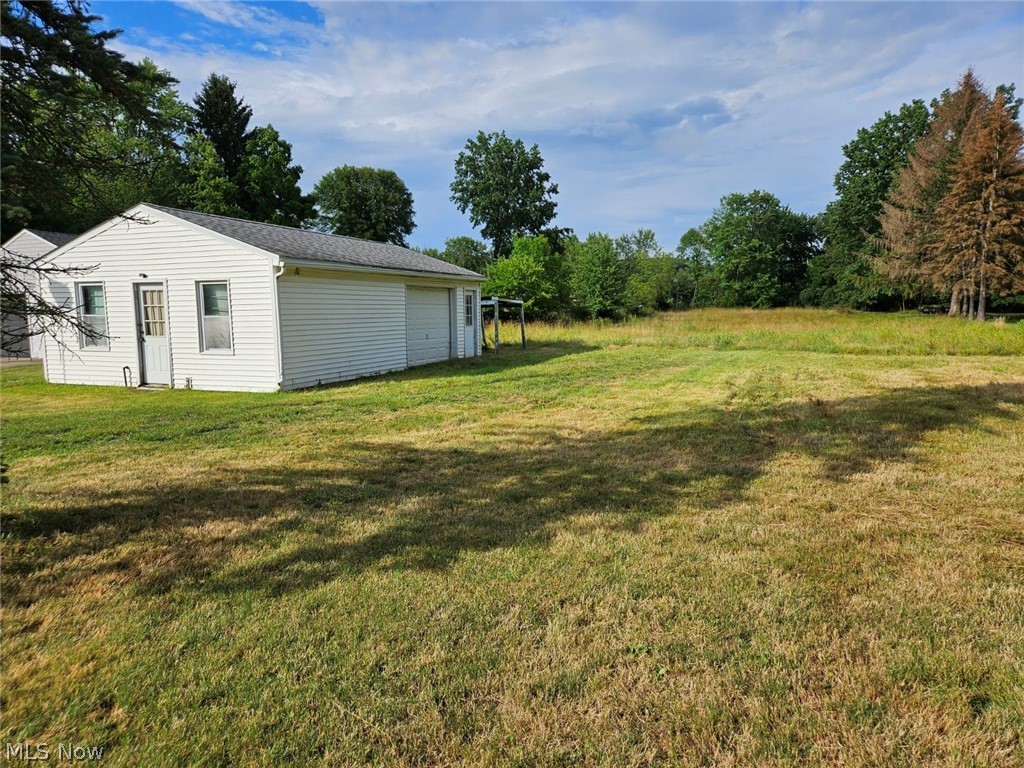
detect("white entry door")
[406,287,451,366]
[137,284,170,385]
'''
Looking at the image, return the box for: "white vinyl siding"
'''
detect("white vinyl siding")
[39,205,484,392]
[77,283,108,348]
[452,285,479,358]
[447,285,467,359]
[463,288,479,357]
[277,269,407,390]
[277,269,481,390]
[198,282,232,351]
[42,211,279,392]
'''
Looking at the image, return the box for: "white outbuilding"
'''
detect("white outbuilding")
[40,204,486,392]
[1,228,77,359]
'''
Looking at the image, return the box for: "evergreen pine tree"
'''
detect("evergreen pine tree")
[1,0,175,231]
[193,73,254,181]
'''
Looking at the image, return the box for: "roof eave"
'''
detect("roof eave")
[279,256,486,282]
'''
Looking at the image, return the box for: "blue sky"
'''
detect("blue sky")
[92,1,1024,251]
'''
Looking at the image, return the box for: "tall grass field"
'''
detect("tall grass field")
[2,309,1023,766]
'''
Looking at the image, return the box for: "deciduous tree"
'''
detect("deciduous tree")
[675,227,714,307]
[483,235,565,318]
[236,126,315,227]
[697,191,818,308]
[617,229,674,313]
[182,133,242,217]
[450,131,559,258]
[569,233,624,318]
[804,100,929,307]
[314,166,415,245]
[438,236,492,273]
[71,59,191,228]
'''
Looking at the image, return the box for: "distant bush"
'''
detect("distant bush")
[483,235,566,319]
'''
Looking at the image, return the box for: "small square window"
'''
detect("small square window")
[140,288,166,337]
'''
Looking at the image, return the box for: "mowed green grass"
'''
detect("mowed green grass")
[2,309,1023,767]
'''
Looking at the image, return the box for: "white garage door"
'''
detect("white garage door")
[406,287,451,366]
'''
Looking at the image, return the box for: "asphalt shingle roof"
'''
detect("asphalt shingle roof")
[26,229,77,248]
[146,204,484,279]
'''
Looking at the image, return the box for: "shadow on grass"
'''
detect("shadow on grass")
[3,382,1022,601]
[313,339,601,388]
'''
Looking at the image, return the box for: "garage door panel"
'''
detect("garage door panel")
[407,287,451,366]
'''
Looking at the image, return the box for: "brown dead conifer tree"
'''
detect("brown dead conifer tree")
[877,69,991,312]
[932,92,1024,320]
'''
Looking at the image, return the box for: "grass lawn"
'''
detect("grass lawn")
[2,308,1023,766]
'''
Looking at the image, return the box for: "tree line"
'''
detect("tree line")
[434,71,1022,321]
[2,4,1021,337]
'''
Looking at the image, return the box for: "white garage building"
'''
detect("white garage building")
[42,204,485,392]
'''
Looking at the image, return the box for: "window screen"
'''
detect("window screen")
[200,282,232,350]
[79,284,107,347]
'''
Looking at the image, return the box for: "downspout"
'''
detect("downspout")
[270,261,286,391]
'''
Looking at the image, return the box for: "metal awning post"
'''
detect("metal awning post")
[492,296,500,354]
[478,297,524,355]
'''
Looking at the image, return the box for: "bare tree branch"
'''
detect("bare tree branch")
[1,213,156,354]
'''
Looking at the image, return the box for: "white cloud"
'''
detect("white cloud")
[110,1,1024,247]
[173,0,327,41]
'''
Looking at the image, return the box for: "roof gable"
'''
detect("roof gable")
[146,205,484,280]
[25,229,77,248]
[2,228,77,251]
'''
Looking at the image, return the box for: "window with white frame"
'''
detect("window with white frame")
[78,283,107,348]
[198,282,232,351]
[139,288,166,337]
[464,291,475,327]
